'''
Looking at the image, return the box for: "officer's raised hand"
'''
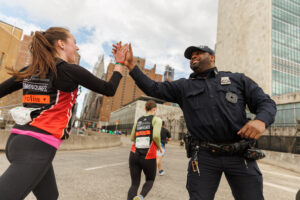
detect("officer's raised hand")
[124,43,134,71]
[112,42,135,71]
[237,120,266,139]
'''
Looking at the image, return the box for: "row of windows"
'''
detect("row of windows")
[273,103,300,126]
[272,42,300,63]
[272,69,300,95]
[272,30,300,51]
[273,0,300,18]
[272,69,300,87]
[272,1,300,95]
[272,80,299,95]
[273,59,300,75]
[272,18,300,38]
[272,6,300,27]
[289,0,300,6]
[246,103,300,126]
[273,54,300,68]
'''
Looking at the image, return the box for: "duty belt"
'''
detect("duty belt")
[191,140,251,156]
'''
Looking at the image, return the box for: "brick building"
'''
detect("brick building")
[99,57,162,122]
[0,21,23,110]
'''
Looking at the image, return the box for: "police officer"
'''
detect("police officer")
[113,43,276,200]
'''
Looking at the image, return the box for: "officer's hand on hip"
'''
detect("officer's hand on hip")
[237,120,266,140]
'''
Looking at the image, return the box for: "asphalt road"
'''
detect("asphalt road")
[0,136,299,200]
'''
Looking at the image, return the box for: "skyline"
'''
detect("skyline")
[0,0,219,117]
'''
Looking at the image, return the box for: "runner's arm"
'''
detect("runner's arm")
[0,76,22,98]
[130,122,137,142]
[63,64,122,96]
[152,116,162,149]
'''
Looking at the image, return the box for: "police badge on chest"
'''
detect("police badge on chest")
[226,92,238,103]
[221,77,238,104]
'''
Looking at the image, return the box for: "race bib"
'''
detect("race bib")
[135,137,150,148]
[9,107,39,125]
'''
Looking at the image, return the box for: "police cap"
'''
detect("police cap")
[184,45,215,59]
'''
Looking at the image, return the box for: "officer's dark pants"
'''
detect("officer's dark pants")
[186,150,264,200]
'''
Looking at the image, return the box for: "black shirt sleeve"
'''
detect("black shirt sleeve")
[0,67,28,98]
[129,65,183,104]
[62,64,122,96]
[242,74,277,127]
[0,76,23,98]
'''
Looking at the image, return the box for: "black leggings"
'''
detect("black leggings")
[0,134,58,200]
[127,151,156,200]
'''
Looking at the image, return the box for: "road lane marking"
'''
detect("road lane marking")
[84,162,127,171]
[262,170,300,181]
[264,181,298,193]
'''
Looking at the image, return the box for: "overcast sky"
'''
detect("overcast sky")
[0,0,219,117]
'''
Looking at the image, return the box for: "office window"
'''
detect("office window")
[272,0,300,95]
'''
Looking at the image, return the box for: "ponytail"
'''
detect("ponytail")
[7,27,70,80]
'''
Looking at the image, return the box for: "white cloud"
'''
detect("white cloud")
[0,0,219,117]
[0,0,218,78]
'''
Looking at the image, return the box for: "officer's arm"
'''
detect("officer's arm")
[152,117,162,149]
[130,122,137,142]
[129,66,182,104]
[242,74,277,127]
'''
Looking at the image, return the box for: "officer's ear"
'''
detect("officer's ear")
[210,54,215,63]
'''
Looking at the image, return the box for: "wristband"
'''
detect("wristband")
[115,62,125,66]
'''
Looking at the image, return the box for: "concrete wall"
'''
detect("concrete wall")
[215,0,272,95]
[260,150,300,173]
[264,126,298,137]
[272,92,300,104]
[0,130,121,151]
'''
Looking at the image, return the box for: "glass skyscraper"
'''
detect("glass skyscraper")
[272,0,300,95]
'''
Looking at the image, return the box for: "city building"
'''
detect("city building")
[99,56,162,122]
[0,21,23,114]
[216,0,300,96]
[15,33,32,70]
[163,65,174,82]
[80,55,105,125]
[215,0,300,153]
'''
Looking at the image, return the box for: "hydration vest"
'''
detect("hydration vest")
[131,115,157,159]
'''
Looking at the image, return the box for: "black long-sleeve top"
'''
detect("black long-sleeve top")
[0,61,122,98]
[0,60,122,139]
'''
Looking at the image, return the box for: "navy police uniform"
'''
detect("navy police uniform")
[129,46,276,200]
